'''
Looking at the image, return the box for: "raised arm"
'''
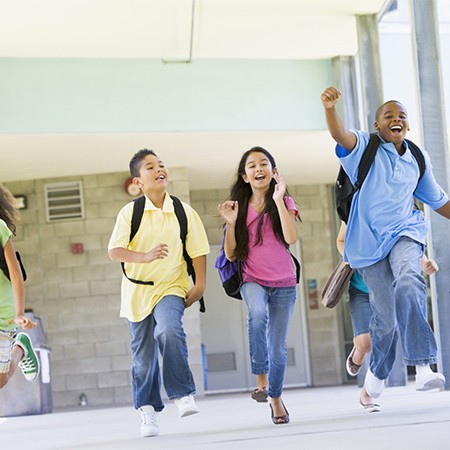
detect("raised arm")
[272,172,297,245]
[217,201,238,261]
[321,86,357,152]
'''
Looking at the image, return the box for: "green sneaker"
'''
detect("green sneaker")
[14,332,40,382]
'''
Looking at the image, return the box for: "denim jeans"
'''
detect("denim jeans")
[359,237,437,380]
[128,295,196,411]
[348,286,371,337]
[240,282,296,398]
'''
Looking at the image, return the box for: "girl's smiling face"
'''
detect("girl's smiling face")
[242,151,275,189]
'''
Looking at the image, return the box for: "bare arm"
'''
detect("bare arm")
[273,172,298,245]
[185,255,207,308]
[435,200,450,220]
[108,244,169,263]
[321,86,357,151]
[217,201,238,261]
[4,239,35,330]
[336,222,346,256]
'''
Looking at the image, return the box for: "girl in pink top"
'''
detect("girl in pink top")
[218,147,299,425]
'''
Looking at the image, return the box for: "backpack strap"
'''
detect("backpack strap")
[121,195,154,285]
[171,195,206,313]
[355,133,380,189]
[404,139,426,187]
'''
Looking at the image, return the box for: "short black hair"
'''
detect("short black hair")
[129,149,157,177]
[375,100,406,122]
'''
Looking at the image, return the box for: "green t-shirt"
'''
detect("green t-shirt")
[0,219,15,330]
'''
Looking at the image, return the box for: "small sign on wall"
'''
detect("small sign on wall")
[307,279,319,310]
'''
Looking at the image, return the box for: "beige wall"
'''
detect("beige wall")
[5,172,343,409]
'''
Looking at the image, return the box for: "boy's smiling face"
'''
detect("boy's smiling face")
[133,153,169,194]
[374,101,409,148]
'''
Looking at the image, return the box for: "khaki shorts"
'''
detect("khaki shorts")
[0,330,17,373]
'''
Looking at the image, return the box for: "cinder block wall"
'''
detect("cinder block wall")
[5,174,342,409]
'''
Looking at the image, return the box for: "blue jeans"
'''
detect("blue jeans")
[240,282,296,398]
[128,295,196,411]
[348,286,371,337]
[359,237,437,380]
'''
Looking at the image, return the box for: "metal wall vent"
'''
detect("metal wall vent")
[44,181,85,222]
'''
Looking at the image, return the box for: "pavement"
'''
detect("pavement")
[2,383,450,450]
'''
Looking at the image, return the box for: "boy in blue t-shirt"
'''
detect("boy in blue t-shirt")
[322,86,450,409]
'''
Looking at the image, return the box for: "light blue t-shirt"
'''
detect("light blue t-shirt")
[337,130,448,268]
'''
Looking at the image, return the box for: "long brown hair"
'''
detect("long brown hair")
[0,184,20,235]
[227,147,292,260]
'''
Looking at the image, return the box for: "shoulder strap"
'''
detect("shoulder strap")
[130,195,146,243]
[121,196,154,285]
[355,133,380,189]
[171,195,206,313]
[404,139,426,183]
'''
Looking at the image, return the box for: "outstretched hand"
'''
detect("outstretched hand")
[272,170,286,204]
[321,86,342,109]
[217,201,238,225]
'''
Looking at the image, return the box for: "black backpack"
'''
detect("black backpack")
[335,133,426,223]
[0,248,27,281]
[121,195,205,313]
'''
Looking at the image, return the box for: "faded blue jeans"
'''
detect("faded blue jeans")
[240,282,296,398]
[359,237,437,380]
[128,295,196,411]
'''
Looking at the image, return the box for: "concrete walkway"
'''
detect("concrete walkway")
[2,383,450,449]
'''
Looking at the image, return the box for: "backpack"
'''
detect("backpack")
[335,133,426,223]
[121,195,205,313]
[215,230,243,299]
[215,227,301,300]
[0,248,27,281]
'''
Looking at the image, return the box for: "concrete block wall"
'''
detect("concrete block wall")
[5,167,205,409]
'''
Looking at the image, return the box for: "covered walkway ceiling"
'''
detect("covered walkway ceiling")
[0,0,390,189]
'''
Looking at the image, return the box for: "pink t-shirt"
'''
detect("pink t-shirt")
[242,196,298,288]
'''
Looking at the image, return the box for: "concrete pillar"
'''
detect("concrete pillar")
[356,14,384,131]
[331,56,360,129]
[409,0,450,388]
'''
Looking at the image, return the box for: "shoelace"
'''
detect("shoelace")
[19,354,36,372]
[141,409,158,426]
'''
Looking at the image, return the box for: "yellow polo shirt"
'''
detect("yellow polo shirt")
[108,194,210,322]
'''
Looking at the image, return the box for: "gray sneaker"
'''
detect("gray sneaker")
[139,405,159,437]
[14,332,40,382]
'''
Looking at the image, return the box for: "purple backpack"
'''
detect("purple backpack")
[215,230,242,300]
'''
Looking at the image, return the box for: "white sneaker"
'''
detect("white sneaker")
[139,406,159,437]
[173,395,199,418]
[416,371,445,391]
[364,369,385,399]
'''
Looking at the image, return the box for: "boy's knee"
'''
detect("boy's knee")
[155,322,184,342]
